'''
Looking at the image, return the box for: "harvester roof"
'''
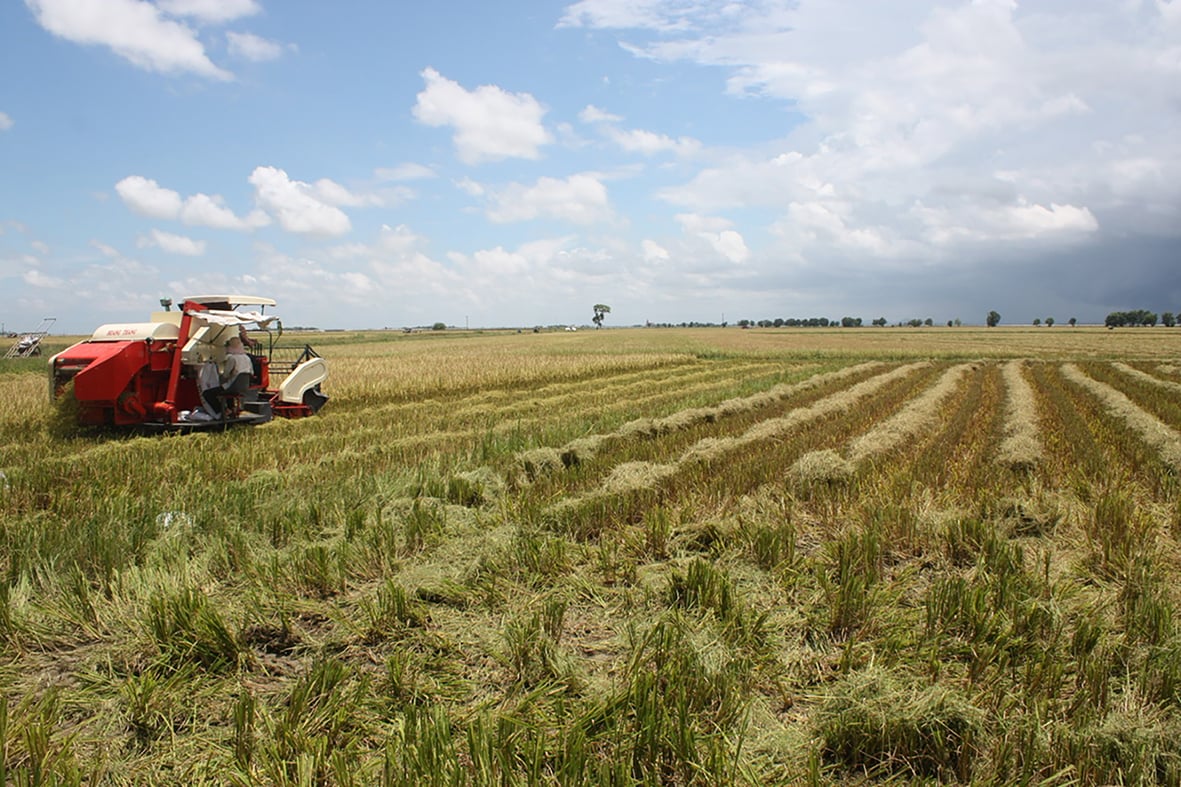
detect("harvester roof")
[183,295,277,308]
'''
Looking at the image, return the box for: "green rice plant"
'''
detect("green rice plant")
[144,586,243,673]
[1140,638,1181,708]
[814,666,983,781]
[1055,711,1181,786]
[356,578,427,644]
[382,651,437,708]
[943,517,990,567]
[1,690,84,786]
[1120,556,1175,647]
[1086,488,1153,578]
[667,558,738,619]
[593,538,637,586]
[0,582,15,649]
[268,538,353,600]
[502,595,574,689]
[119,669,195,750]
[865,502,923,560]
[231,690,255,771]
[637,505,673,559]
[255,657,370,785]
[816,525,884,637]
[445,467,504,507]
[743,517,796,572]
[510,526,572,585]
[380,705,465,786]
[400,499,447,556]
[573,613,753,784]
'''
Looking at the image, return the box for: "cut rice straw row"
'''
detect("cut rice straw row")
[1112,362,1181,395]
[1060,363,1181,470]
[555,362,929,502]
[845,363,975,464]
[518,361,886,482]
[996,360,1044,471]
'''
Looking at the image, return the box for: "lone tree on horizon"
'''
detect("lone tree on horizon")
[593,303,611,329]
[987,310,1001,327]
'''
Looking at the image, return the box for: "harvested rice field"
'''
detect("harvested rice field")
[2,325,1181,784]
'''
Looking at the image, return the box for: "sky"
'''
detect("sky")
[1,0,1178,333]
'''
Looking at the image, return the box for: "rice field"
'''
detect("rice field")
[1,325,1180,784]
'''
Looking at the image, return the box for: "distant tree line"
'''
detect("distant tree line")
[1104,309,1176,328]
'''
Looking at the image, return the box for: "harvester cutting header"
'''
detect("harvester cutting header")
[50,295,328,430]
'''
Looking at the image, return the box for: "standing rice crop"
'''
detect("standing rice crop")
[1061,363,1181,470]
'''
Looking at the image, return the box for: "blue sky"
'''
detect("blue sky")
[1,0,1178,333]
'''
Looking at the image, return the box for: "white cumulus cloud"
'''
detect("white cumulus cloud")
[642,239,670,263]
[138,228,206,256]
[486,173,612,225]
[115,175,266,229]
[226,31,284,61]
[375,163,436,181]
[676,213,750,263]
[25,0,232,79]
[248,166,352,236]
[413,67,552,164]
[0,112,12,131]
[157,0,259,23]
[580,105,700,157]
[116,175,184,219]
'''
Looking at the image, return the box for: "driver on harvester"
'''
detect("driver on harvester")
[202,336,253,418]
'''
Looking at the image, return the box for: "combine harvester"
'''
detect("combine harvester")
[49,295,328,431]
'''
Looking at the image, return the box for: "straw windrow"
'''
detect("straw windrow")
[1113,362,1181,395]
[552,362,927,510]
[517,361,884,479]
[996,360,1043,471]
[1061,363,1181,469]
[846,364,973,465]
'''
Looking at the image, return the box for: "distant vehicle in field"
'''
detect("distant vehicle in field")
[49,295,328,431]
[4,317,56,358]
